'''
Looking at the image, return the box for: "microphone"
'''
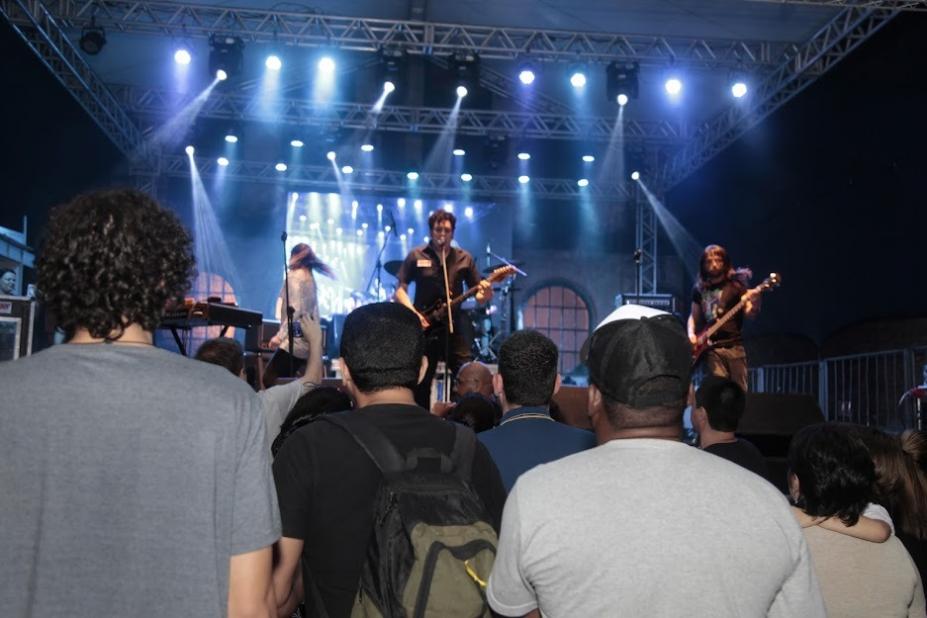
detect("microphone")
[281,231,288,242]
[632,248,643,263]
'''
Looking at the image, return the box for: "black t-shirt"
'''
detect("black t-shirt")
[396,244,481,312]
[272,404,507,618]
[691,278,747,346]
[703,438,771,482]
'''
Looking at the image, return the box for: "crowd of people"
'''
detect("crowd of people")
[2,188,926,617]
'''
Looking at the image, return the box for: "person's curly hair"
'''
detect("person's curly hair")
[37,189,195,340]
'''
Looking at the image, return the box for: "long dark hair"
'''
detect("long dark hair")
[290,242,335,278]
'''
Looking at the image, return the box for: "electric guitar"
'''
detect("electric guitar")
[692,272,781,364]
[422,265,517,330]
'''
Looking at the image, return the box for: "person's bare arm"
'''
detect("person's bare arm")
[790,507,890,542]
[298,314,324,386]
[272,537,305,618]
[475,279,494,304]
[395,283,429,329]
[228,546,275,618]
[687,301,702,345]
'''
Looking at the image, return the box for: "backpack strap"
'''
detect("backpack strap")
[449,423,476,483]
[318,412,405,475]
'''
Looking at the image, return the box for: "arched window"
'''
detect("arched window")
[187,272,238,356]
[520,284,591,374]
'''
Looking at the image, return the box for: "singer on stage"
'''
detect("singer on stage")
[394,209,493,409]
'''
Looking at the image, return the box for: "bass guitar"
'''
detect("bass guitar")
[422,265,517,330]
[692,272,781,364]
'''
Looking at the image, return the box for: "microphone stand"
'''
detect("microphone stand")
[281,232,295,377]
[363,211,397,301]
[439,244,454,403]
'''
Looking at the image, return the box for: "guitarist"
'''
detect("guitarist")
[686,244,759,392]
[394,209,493,409]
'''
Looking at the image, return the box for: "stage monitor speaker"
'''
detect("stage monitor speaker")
[739,393,824,436]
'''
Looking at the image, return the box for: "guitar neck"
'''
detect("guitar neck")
[701,293,750,341]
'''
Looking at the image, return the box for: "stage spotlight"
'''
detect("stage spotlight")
[606,61,639,105]
[318,56,336,74]
[582,154,595,163]
[383,80,396,93]
[631,170,640,181]
[518,65,536,85]
[276,162,288,172]
[326,151,337,161]
[465,206,474,219]
[224,134,238,144]
[664,77,682,96]
[569,67,587,89]
[407,171,419,181]
[517,152,531,161]
[361,144,375,152]
[731,81,748,98]
[397,198,406,207]
[265,55,282,71]
[577,178,589,187]
[174,48,192,65]
[453,148,466,157]
[209,35,244,81]
[460,173,473,182]
[377,48,404,93]
[217,157,229,167]
[450,51,480,98]
[290,139,304,148]
[456,85,469,98]
[185,145,195,156]
[341,165,354,174]
[518,175,530,184]
[79,20,106,55]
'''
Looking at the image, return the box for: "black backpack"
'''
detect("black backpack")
[316,412,497,618]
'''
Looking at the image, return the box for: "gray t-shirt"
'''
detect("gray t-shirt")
[0,343,281,617]
[488,439,826,618]
[259,378,311,445]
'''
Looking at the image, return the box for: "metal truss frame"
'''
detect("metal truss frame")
[142,155,633,202]
[747,0,926,10]
[658,6,898,190]
[110,84,685,145]
[43,0,792,70]
[635,197,658,295]
[0,0,147,159]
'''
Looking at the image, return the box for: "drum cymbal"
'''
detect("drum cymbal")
[482,261,522,275]
[384,260,403,277]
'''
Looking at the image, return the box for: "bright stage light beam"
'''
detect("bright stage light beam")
[318,56,335,73]
[631,170,640,181]
[460,173,473,182]
[266,55,282,71]
[361,144,374,152]
[453,148,466,157]
[185,145,195,156]
[216,69,228,81]
[518,175,530,184]
[617,93,629,106]
[664,78,682,96]
[518,69,535,85]
[731,82,748,98]
[456,85,468,98]
[326,151,337,161]
[570,71,586,89]
[174,49,191,65]
[217,156,229,166]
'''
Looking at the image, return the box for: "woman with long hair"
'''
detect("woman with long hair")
[264,243,334,388]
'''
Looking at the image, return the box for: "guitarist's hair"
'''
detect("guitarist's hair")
[428,208,457,232]
[340,302,425,394]
[697,244,731,282]
[498,330,559,407]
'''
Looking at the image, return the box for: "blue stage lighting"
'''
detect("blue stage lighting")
[582,154,595,163]
[517,152,531,161]
[518,69,535,85]
[664,78,682,96]
[460,173,473,182]
[224,134,238,143]
[383,80,396,93]
[452,148,466,156]
[407,171,419,181]
[397,198,406,207]
[577,178,589,187]
[631,170,640,181]
[518,175,530,184]
[361,144,374,152]
[465,206,474,219]
[318,56,336,74]
[456,85,468,98]
[217,156,229,167]
[174,48,192,65]
[184,145,195,156]
[266,55,282,71]
[326,151,337,161]
[275,162,288,172]
[290,139,304,148]
[570,70,587,89]
[216,69,228,81]
[617,93,629,106]
[731,81,748,98]
[341,165,354,174]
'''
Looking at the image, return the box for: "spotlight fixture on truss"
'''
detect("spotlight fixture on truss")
[450,51,481,96]
[79,17,106,55]
[377,47,405,93]
[208,35,244,82]
[607,61,639,105]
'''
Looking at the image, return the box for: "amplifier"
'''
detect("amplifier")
[615,293,677,314]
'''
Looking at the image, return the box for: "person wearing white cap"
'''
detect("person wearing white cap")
[487,304,825,618]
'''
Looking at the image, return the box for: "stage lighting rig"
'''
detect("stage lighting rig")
[377,47,404,92]
[607,61,639,105]
[79,18,106,55]
[209,35,244,82]
[450,51,480,96]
